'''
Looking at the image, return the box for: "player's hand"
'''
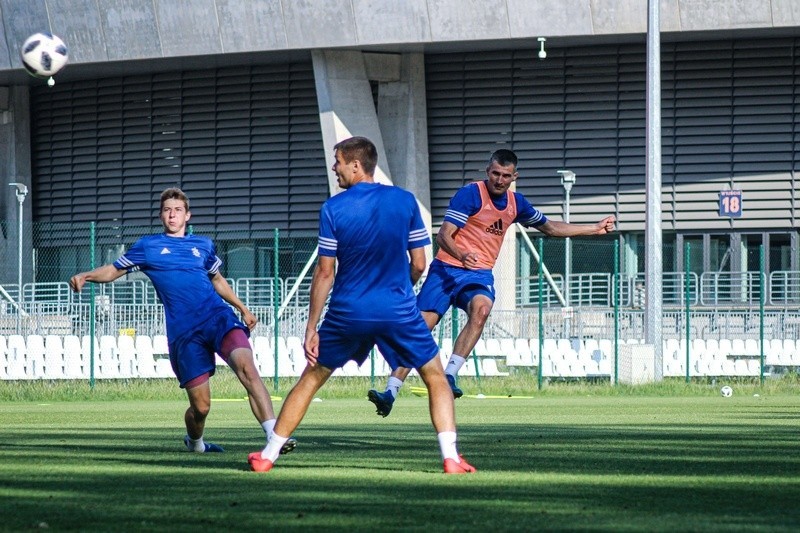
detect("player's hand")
[597,216,616,234]
[69,274,86,293]
[241,309,258,330]
[460,252,480,270]
[303,330,319,366]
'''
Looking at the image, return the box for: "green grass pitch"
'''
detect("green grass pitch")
[1,386,799,531]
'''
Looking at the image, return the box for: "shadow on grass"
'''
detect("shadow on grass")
[2,398,800,532]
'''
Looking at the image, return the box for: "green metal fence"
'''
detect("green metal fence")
[1,222,799,387]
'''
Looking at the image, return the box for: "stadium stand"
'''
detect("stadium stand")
[2,332,797,381]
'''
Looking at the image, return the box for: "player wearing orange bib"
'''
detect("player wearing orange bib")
[368,149,616,415]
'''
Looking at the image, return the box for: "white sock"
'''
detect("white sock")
[437,431,459,461]
[445,354,466,377]
[261,418,277,442]
[385,376,404,399]
[261,433,289,462]
[187,435,205,453]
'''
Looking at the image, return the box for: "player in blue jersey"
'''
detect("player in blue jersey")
[69,187,296,456]
[248,136,475,474]
[368,149,616,416]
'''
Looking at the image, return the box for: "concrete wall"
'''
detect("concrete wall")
[1,1,799,73]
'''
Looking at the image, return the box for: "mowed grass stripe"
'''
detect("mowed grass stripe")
[1,394,799,531]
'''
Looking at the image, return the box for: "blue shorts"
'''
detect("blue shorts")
[168,310,249,388]
[317,311,439,371]
[416,260,496,316]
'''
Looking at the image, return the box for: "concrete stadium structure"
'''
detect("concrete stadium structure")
[1,0,799,313]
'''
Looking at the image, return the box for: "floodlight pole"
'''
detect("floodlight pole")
[8,182,28,310]
[558,170,575,336]
[646,0,664,380]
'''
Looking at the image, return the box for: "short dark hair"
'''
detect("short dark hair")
[489,149,518,169]
[160,187,189,211]
[334,136,378,176]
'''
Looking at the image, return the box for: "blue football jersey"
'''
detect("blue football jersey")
[443,181,548,228]
[317,182,430,320]
[114,234,232,340]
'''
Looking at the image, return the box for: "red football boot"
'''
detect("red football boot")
[443,455,476,474]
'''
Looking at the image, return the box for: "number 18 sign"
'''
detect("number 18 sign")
[719,189,742,218]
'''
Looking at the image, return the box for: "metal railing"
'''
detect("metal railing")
[3,270,800,315]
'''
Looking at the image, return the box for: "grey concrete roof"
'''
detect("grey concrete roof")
[1,0,799,84]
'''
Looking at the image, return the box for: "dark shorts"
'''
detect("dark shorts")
[416,260,496,316]
[317,311,439,371]
[169,310,249,388]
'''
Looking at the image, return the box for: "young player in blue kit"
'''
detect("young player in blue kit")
[368,149,616,416]
[69,188,296,455]
[248,136,475,474]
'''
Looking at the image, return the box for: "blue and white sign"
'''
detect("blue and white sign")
[719,189,742,218]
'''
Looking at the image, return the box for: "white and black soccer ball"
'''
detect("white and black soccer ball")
[20,32,69,79]
[720,385,733,398]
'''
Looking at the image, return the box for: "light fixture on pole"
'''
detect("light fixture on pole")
[557,170,575,334]
[8,182,28,309]
[537,37,547,60]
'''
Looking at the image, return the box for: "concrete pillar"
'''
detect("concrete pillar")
[312,49,433,252]
[312,50,392,196]
[373,53,431,229]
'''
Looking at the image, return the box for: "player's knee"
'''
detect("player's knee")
[228,351,258,378]
[470,303,492,324]
[190,403,211,419]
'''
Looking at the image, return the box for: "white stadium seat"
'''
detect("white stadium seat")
[718,339,733,359]
[697,339,712,359]
[25,334,47,379]
[97,335,121,379]
[252,336,273,377]
[81,336,101,377]
[508,338,533,367]
[117,335,137,378]
[6,335,27,379]
[151,335,174,377]
[63,335,87,378]
[134,335,158,378]
[43,334,66,379]
[499,338,519,364]
[481,358,508,377]
[153,335,169,355]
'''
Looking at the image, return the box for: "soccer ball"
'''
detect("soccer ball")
[20,32,69,79]
[720,385,733,397]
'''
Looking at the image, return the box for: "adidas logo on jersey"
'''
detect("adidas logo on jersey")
[160,247,171,254]
[485,219,504,236]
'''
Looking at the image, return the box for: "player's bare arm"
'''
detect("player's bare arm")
[409,247,427,284]
[304,255,336,365]
[537,215,616,238]
[436,221,480,270]
[69,264,127,292]
[211,272,258,330]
